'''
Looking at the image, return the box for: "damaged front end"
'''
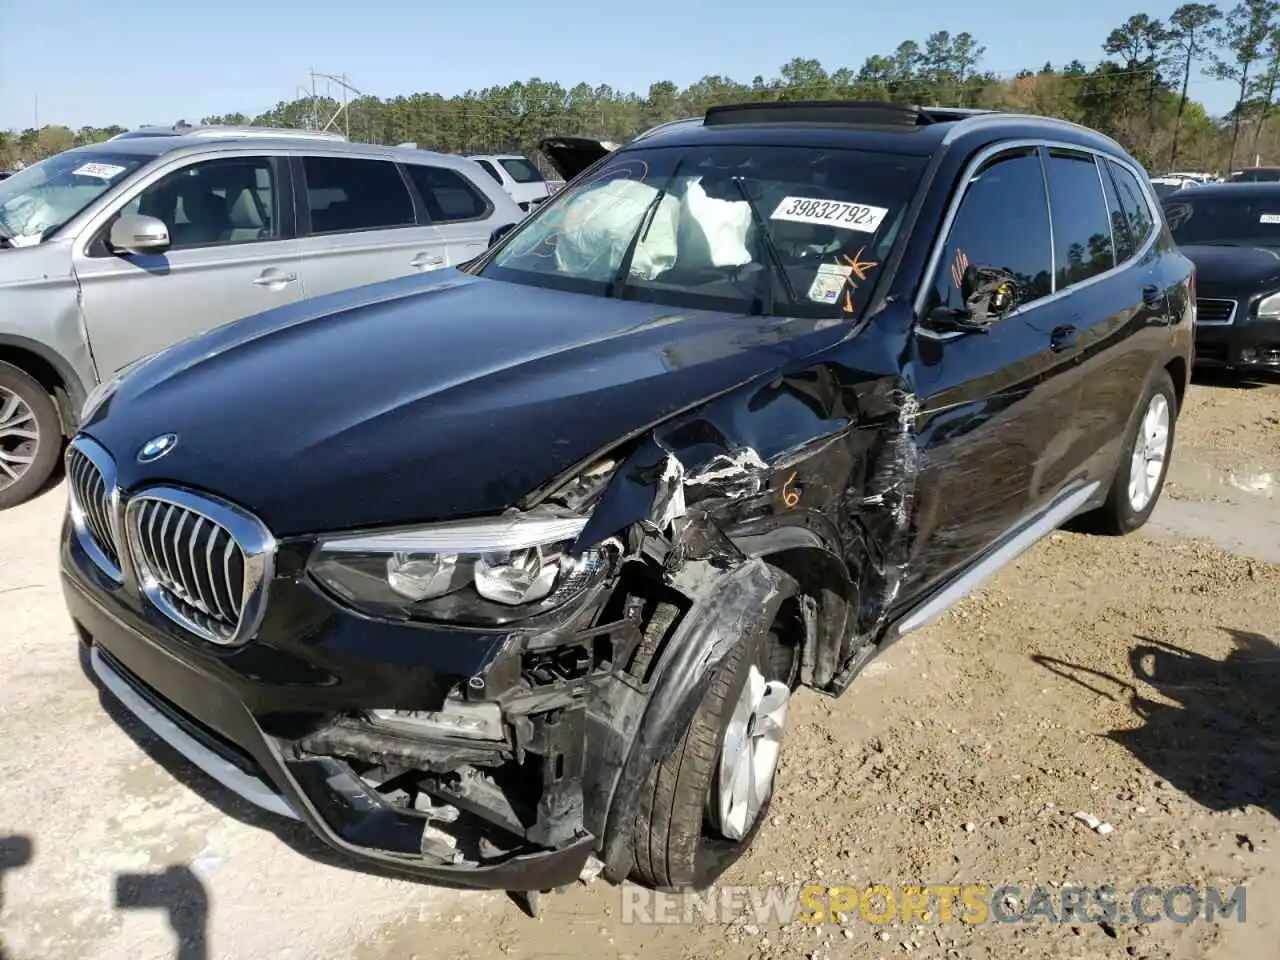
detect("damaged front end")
[282,361,917,890]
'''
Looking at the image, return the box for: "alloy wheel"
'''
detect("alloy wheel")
[1127,392,1170,513]
[0,386,39,491]
[713,663,791,841]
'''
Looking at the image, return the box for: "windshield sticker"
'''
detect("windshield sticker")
[808,262,852,304]
[72,162,128,180]
[1261,213,1280,223]
[770,196,889,233]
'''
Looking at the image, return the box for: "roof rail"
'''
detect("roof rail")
[702,100,998,129]
[110,124,348,142]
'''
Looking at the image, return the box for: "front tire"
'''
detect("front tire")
[630,626,796,891]
[0,362,62,511]
[1092,369,1177,535]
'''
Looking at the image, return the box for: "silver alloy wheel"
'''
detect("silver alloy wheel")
[1127,392,1171,513]
[0,386,39,491]
[715,663,791,841]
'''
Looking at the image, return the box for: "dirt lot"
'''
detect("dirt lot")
[1,373,1278,960]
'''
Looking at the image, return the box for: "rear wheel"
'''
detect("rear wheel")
[0,362,62,511]
[1091,369,1177,535]
[630,624,797,891]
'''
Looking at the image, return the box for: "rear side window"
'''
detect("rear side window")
[1045,150,1114,287]
[405,164,493,223]
[1099,162,1135,262]
[302,156,415,234]
[499,157,544,183]
[928,148,1053,313]
[474,159,503,185]
[1107,160,1156,252]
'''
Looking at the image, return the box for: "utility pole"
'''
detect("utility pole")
[33,93,38,129]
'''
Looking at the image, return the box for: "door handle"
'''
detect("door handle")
[410,253,445,269]
[1142,284,1165,307]
[253,271,297,286]
[1049,324,1078,352]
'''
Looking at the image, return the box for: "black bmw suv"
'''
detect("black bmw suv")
[62,101,1193,897]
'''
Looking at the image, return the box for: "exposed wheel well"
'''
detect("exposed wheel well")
[0,345,73,436]
[1166,356,1188,413]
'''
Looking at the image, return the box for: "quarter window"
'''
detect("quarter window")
[1045,150,1114,287]
[1099,160,1136,262]
[499,157,545,183]
[928,148,1053,314]
[125,156,279,250]
[302,156,415,234]
[1107,160,1156,252]
[405,164,493,223]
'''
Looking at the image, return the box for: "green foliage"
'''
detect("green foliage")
[8,10,1280,176]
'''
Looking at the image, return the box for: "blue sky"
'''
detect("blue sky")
[0,0,1241,131]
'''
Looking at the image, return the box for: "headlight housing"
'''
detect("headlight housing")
[80,352,159,424]
[307,512,613,626]
[1257,291,1280,319]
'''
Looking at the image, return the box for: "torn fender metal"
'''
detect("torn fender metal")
[596,557,795,883]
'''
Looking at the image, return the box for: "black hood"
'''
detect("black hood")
[87,270,846,536]
[1180,243,1280,292]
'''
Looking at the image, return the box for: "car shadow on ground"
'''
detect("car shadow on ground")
[1190,367,1280,390]
[74,644,488,898]
[1033,629,1280,821]
[0,835,33,960]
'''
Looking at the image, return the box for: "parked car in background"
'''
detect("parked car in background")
[0,132,521,508]
[62,101,1191,898]
[1150,175,1198,198]
[1163,181,1280,370]
[467,153,565,210]
[1229,166,1280,182]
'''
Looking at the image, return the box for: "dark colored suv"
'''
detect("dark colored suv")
[61,101,1193,897]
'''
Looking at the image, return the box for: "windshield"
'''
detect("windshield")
[0,150,149,246]
[499,157,545,183]
[1163,194,1280,246]
[480,143,925,320]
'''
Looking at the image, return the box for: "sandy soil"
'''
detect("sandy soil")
[1,372,1277,960]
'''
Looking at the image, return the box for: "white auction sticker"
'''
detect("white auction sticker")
[771,196,889,233]
[807,262,852,304]
[1261,213,1280,224]
[73,162,128,180]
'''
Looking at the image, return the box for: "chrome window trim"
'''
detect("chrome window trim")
[123,485,276,647]
[65,435,126,583]
[913,138,1162,342]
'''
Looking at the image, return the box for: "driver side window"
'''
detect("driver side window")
[928,148,1054,316]
[122,157,279,252]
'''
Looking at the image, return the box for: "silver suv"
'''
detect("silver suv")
[0,132,523,508]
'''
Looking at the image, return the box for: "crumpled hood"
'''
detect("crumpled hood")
[87,269,843,536]
[1180,243,1280,292]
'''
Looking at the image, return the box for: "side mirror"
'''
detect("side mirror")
[489,222,517,247]
[925,264,1021,335]
[108,214,170,255]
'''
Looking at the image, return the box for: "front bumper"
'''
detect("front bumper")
[62,535,600,890]
[1194,316,1280,368]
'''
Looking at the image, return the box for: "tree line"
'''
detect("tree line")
[7,3,1280,176]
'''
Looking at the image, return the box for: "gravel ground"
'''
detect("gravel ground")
[1,374,1277,960]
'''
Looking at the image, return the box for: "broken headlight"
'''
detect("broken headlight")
[307,514,611,626]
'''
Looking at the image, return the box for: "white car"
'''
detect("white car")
[465,154,565,211]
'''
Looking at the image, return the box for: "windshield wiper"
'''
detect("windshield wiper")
[729,175,799,315]
[608,154,689,299]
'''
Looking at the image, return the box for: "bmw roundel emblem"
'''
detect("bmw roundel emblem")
[138,433,178,463]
